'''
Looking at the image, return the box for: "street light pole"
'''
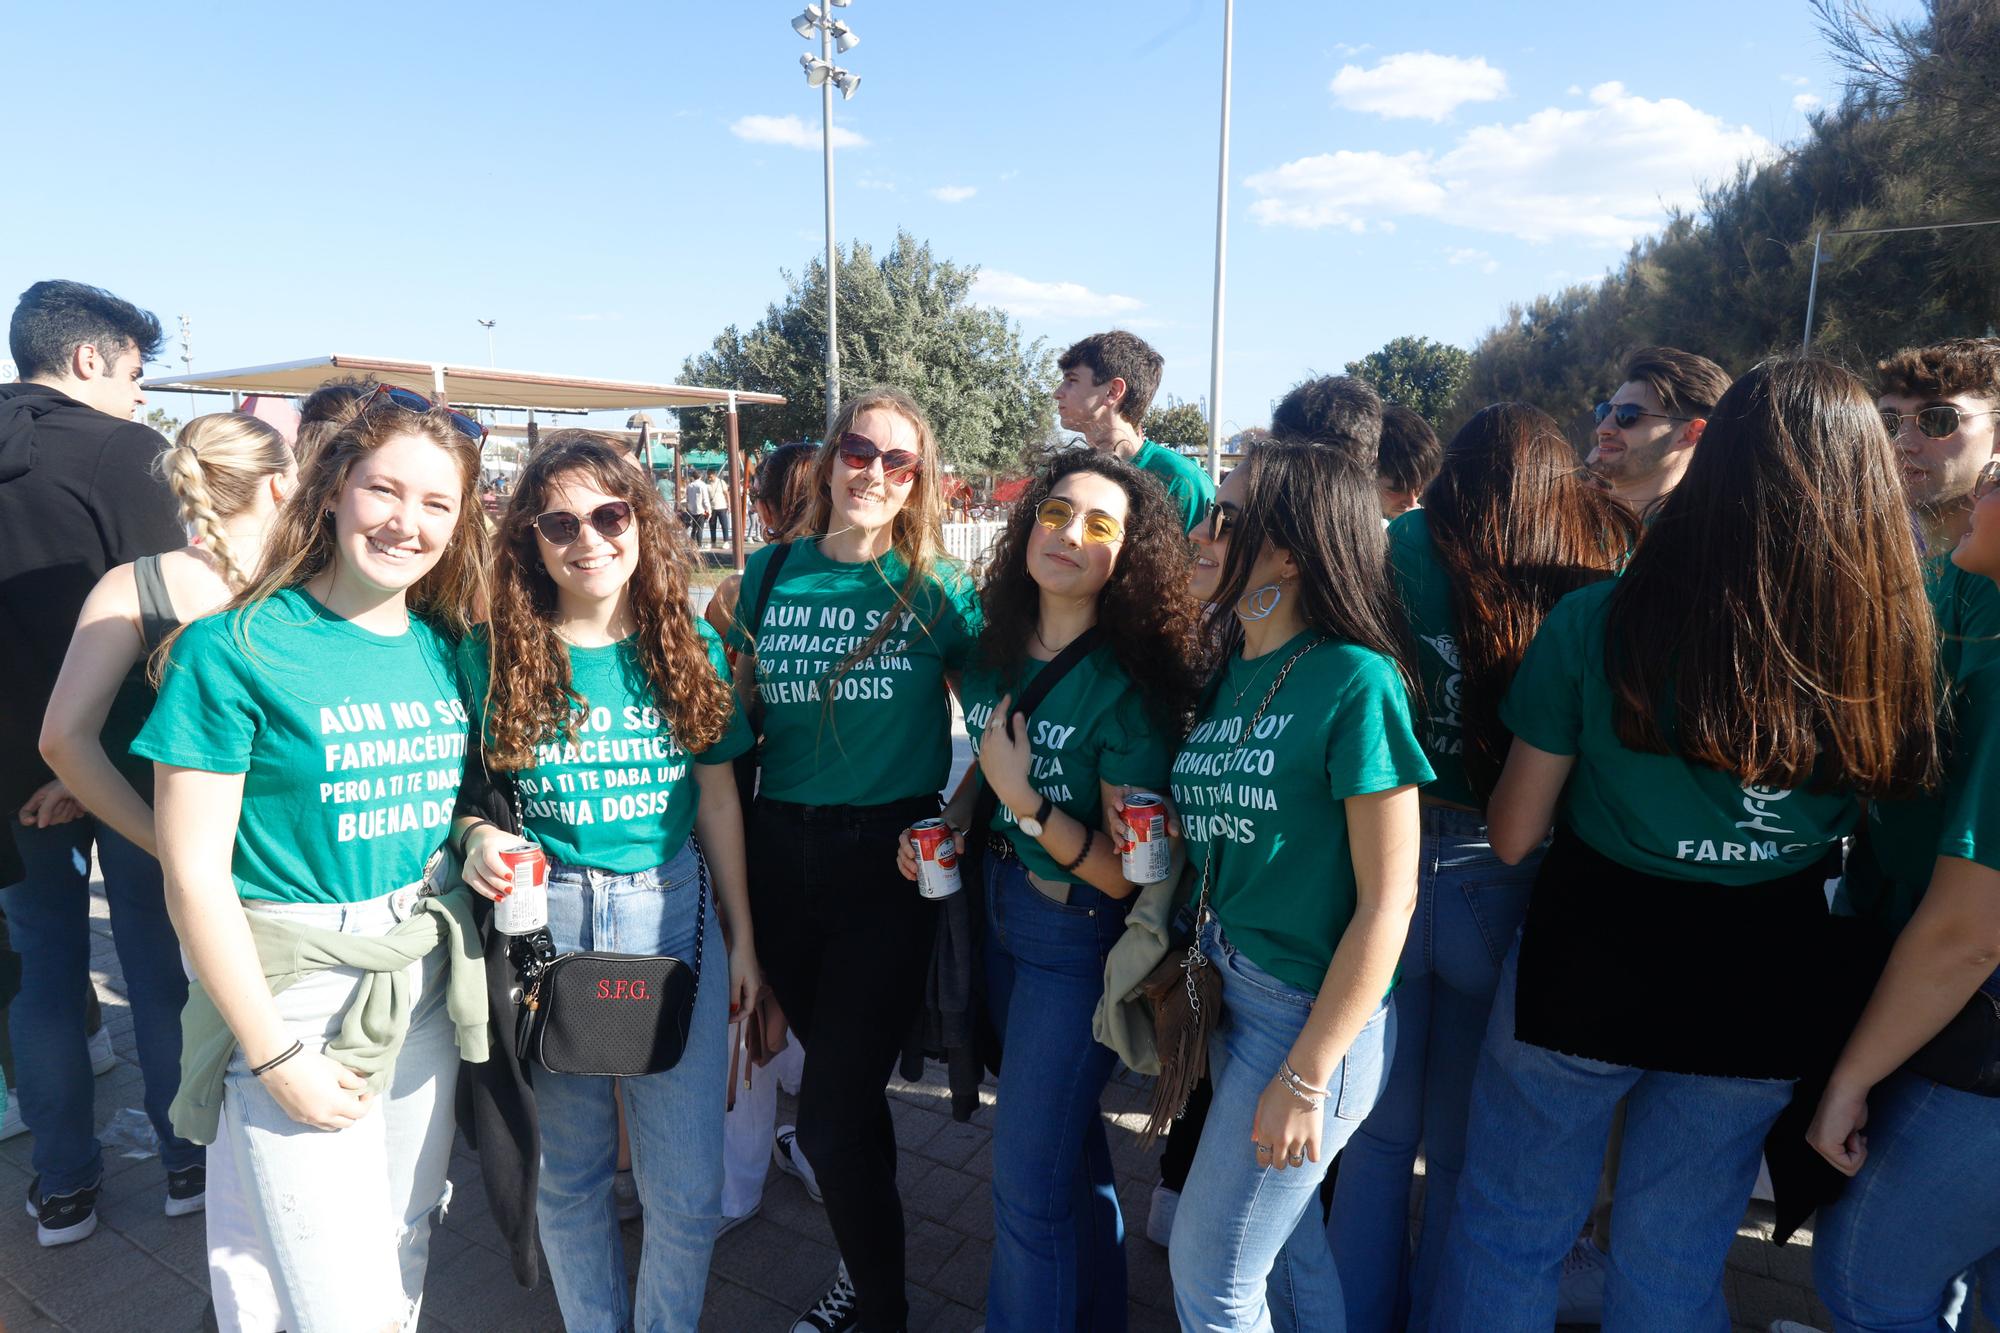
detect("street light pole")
[478,318,497,367]
[1206,0,1234,482]
[820,17,839,433]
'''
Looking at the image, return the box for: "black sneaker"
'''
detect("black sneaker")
[25,1173,101,1247]
[166,1164,206,1217]
[789,1263,858,1333]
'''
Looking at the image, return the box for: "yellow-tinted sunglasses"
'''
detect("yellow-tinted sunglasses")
[1036,496,1125,545]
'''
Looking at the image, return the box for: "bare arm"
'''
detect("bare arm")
[1486,739,1574,864]
[705,575,743,647]
[1808,855,2000,1174]
[1257,784,1421,1170]
[40,566,159,853]
[693,760,761,1018]
[155,764,372,1129]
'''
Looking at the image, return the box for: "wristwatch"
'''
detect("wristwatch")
[1018,795,1054,838]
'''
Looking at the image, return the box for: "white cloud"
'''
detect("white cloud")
[1782,73,1811,86]
[854,175,897,191]
[971,270,1145,321]
[1332,42,1373,57]
[1247,81,1773,244]
[1446,247,1500,274]
[929,185,978,203]
[1330,51,1508,122]
[1793,92,1824,112]
[730,114,867,151]
[1566,83,1583,96]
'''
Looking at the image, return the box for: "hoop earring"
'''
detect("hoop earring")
[1238,583,1283,621]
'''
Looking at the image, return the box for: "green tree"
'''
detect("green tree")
[1142,395,1209,450]
[677,231,1056,478]
[145,407,182,440]
[1344,336,1472,426]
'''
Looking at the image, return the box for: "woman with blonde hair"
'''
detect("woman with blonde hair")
[725,387,981,1333]
[28,412,292,1242]
[134,388,492,1332]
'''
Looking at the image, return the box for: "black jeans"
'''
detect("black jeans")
[750,795,940,1332]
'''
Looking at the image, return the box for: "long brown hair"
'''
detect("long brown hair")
[976,450,1203,732]
[483,430,733,768]
[1607,358,1938,797]
[156,412,293,590]
[1423,404,1640,800]
[752,441,820,540]
[799,386,961,687]
[154,392,488,679]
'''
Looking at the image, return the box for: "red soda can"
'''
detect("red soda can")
[1121,793,1170,884]
[909,818,962,899]
[493,842,549,934]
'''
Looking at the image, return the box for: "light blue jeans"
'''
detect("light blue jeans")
[535,841,728,1333]
[1327,806,1539,1332]
[1812,1070,2000,1332]
[1431,939,1795,1333]
[1169,918,1393,1333]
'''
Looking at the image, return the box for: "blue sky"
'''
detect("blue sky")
[1,0,1920,441]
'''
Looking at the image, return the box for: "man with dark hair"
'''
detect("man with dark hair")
[1270,374,1383,464]
[1377,403,1442,521]
[1588,346,1732,518]
[0,280,186,1244]
[1054,330,1213,533]
[1876,336,2000,556]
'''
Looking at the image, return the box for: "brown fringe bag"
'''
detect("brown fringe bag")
[1134,636,1323,1147]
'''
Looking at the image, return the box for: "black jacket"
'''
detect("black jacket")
[0,384,179,873]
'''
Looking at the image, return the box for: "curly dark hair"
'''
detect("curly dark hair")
[482,430,735,769]
[975,450,1203,733]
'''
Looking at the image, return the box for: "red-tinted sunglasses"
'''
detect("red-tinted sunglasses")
[835,432,921,484]
[363,384,489,445]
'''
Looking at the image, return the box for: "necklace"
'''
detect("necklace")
[1032,621,1091,657]
[553,621,635,649]
[1229,643,1288,707]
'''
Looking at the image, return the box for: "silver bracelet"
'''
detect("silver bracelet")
[1278,1059,1331,1108]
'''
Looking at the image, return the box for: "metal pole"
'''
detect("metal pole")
[1205,0,1235,482]
[726,392,746,573]
[1801,229,1825,353]
[821,17,840,433]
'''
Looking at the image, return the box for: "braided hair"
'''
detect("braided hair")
[154,413,292,590]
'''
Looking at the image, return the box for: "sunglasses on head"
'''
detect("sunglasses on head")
[834,433,921,484]
[361,384,488,445]
[1975,459,2000,503]
[1594,401,1695,430]
[1035,496,1124,545]
[1880,404,2000,441]
[532,501,633,546]
[1200,498,1241,544]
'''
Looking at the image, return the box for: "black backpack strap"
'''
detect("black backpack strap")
[743,540,796,651]
[967,623,1108,837]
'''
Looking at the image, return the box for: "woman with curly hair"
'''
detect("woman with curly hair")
[454,430,756,1331]
[899,449,1200,1331]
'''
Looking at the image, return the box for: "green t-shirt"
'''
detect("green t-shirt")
[131,587,471,905]
[726,539,982,805]
[1132,440,1216,535]
[462,620,753,875]
[960,646,1173,884]
[1502,581,1856,882]
[1847,555,2000,929]
[1387,509,1477,807]
[1172,633,1433,993]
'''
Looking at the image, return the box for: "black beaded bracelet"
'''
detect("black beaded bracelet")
[250,1039,303,1077]
[1059,826,1095,874]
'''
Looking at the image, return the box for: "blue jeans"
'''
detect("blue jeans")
[1432,939,1794,1333]
[2,818,201,1193]
[1813,1070,2000,1332]
[1327,806,1539,1332]
[534,842,728,1333]
[981,856,1132,1333]
[1169,918,1393,1333]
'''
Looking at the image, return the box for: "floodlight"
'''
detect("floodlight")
[833,69,860,100]
[804,57,832,88]
[790,6,820,38]
[832,21,859,52]
[828,0,851,7]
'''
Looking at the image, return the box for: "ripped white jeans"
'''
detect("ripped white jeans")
[206,892,460,1333]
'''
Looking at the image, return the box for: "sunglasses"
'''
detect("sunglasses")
[834,433,921,484]
[532,501,633,546]
[1200,498,1241,544]
[1035,496,1125,545]
[1594,401,1695,430]
[1975,459,2000,503]
[1880,405,2000,441]
[361,384,488,445]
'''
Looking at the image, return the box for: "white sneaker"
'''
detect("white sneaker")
[773,1125,823,1204]
[1555,1236,1608,1325]
[0,1092,23,1143]
[1145,1183,1179,1248]
[88,1025,115,1076]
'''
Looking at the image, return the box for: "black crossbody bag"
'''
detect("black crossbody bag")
[732,540,797,810]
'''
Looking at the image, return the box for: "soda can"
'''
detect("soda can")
[1121,793,1171,885]
[493,842,550,934]
[909,818,962,900]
